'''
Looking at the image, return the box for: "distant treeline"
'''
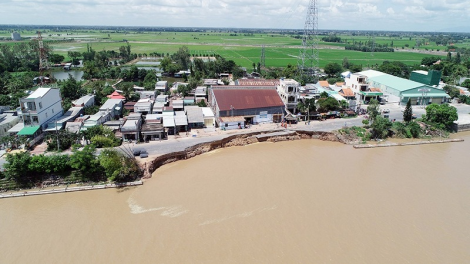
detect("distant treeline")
[345,45,394,52]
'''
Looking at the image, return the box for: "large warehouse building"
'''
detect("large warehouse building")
[358,70,449,105]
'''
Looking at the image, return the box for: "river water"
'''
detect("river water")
[1,134,470,263]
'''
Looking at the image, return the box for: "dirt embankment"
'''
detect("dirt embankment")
[141,130,341,178]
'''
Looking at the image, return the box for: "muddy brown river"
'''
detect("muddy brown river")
[1,134,470,263]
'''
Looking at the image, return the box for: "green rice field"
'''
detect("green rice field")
[1,29,458,69]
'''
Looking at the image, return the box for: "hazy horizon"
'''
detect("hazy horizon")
[1,0,469,33]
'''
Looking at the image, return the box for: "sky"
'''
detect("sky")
[1,0,470,32]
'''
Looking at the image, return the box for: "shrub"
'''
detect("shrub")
[91,135,118,148]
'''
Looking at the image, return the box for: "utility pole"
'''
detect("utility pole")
[298,0,319,78]
[55,120,60,151]
[308,102,310,124]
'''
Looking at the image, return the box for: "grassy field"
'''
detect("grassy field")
[0,29,451,69]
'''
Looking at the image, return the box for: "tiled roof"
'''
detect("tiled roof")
[212,89,284,111]
[319,81,330,87]
[370,87,382,93]
[339,88,355,97]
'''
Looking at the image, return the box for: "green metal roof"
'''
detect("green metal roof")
[369,75,428,92]
[17,125,40,136]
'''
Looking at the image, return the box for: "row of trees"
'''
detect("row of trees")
[364,99,458,140]
[2,145,141,187]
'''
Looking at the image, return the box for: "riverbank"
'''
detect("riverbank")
[0,181,142,199]
[138,128,464,178]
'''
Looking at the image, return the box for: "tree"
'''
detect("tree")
[349,64,363,73]
[68,51,81,66]
[371,116,392,139]
[50,54,65,64]
[367,99,380,122]
[317,97,339,112]
[403,99,413,122]
[68,144,101,177]
[342,57,350,69]
[98,149,122,181]
[59,74,83,100]
[3,152,31,183]
[425,103,458,130]
[324,62,343,77]
[378,62,402,77]
[45,130,81,151]
[172,46,191,70]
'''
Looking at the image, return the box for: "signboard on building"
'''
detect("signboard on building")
[260,111,268,119]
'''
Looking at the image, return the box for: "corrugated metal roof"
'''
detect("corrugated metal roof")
[163,116,175,127]
[174,115,188,126]
[369,74,426,92]
[185,107,204,123]
[212,89,284,111]
[236,79,279,86]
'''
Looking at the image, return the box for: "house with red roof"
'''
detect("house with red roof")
[209,88,285,129]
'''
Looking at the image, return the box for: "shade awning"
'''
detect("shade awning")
[360,91,383,96]
[17,125,41,136]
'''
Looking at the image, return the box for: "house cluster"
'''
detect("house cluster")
[5,82,216,144]
[3,68,452,145]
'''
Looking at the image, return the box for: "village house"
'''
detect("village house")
[210,88,285,129]
[276,79,300,114]
[18,88,63,130]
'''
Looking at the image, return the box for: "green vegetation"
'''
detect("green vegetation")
[1,144,142,190]
[423,103,458,131]
[82,125,121,148]
[403,99,413,123]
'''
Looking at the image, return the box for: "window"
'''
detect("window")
[39,102,42,109]
[46,113,48,118]
[52,108,54,114]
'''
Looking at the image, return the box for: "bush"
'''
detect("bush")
[98,149,141,182]
[91,135,118,148]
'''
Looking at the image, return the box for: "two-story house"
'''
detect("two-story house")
[19,88,63,130]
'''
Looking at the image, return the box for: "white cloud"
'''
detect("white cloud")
[0,0,469,31]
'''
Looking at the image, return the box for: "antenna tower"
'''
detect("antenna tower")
[298,0,319,77]
[37,31,49,77]
[260,45,266,67]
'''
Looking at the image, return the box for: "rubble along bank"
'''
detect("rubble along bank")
[142,130,341,178]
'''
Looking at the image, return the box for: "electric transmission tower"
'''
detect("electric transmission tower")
[298,0,319,78]
[37,31,49,78]
[260,45,266,67]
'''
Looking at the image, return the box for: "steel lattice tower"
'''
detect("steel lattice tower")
[298,0,319,77]
[37,31,49,77]
[260,45,266,67]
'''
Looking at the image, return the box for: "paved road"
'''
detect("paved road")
[2,102,470,168]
